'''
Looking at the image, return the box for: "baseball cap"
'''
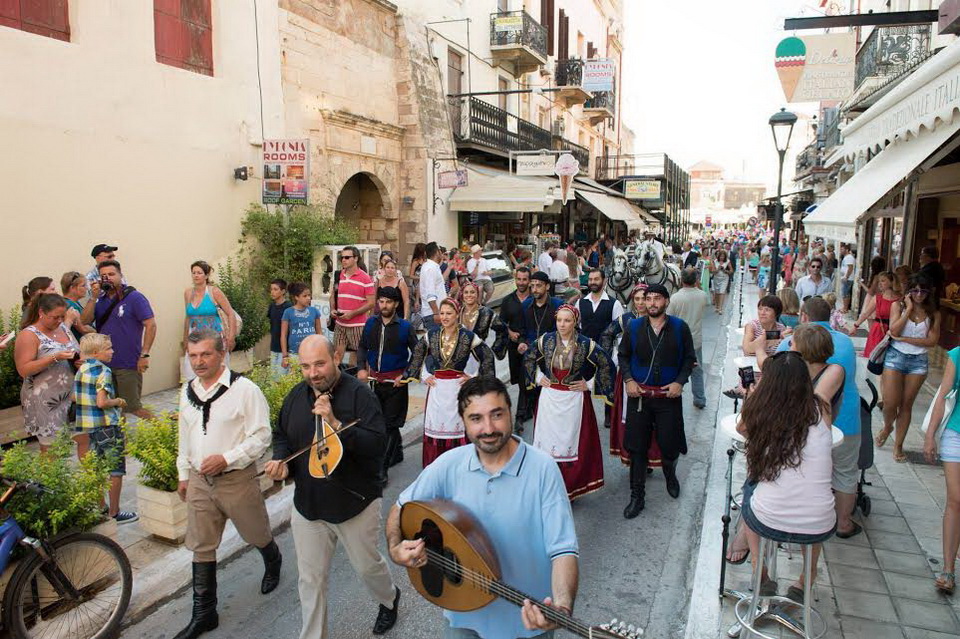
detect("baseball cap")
[91,243,118,258]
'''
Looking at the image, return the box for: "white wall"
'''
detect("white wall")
[0,1,285,393]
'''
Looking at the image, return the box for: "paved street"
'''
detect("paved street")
[124,308,729,639]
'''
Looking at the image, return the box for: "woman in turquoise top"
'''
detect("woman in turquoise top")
[699,249,713,293]
[182,260,237,353]
[923,346,960,595]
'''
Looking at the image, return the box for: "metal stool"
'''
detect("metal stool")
[733,535,827,639]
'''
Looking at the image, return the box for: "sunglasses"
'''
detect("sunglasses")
[340,255,356,260]
[908,288,929,296]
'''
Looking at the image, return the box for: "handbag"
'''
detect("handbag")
[866,334,891,375]
[921,349,960,440]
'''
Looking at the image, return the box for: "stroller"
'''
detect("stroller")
[855,379,879,516]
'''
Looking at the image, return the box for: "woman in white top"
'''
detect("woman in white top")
[739,351,836,600]
[877,274,941,462]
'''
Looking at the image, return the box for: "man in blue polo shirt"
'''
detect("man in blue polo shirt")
[386,377,578,639]
[777,297,862,538]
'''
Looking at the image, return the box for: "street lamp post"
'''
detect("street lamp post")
[768,107,798,295]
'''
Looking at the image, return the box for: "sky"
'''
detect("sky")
[621,0,826,191]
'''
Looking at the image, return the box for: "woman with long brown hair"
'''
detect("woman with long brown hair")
[739,351,836,601]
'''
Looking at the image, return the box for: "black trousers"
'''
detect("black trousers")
[507,347,533,421]
[372,380,408,469]
[624,396,688,462]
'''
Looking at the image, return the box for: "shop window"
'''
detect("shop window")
[0,0,70,42]
[154,0,214,77]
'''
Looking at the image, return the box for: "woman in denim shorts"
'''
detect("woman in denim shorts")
[923,346,960,595]
[877,275,941,463]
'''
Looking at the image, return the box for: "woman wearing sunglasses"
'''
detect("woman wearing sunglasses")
[876,275,941,462]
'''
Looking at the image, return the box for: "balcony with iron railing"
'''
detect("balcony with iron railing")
[854,24,932,93]
[554,58,592,107]
[794,142,824,180]
[583,81,616,125]
[556,139,590,174]
[489,10,547,77]
[594,153,667,182]
[823,116,841,153]
[448,96,551,156]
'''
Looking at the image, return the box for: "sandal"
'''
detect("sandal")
[935,572,955,596]
[874,428,892,448]
[726,547,750,565]
[893,450,907,463]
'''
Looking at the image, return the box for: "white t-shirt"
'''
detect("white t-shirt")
[841,254,855,281]
[537,252,553,273]
[549,260,571,286]
[466,257,492,282]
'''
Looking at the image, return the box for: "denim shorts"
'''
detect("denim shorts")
[884,347,929,376]
[841,279,853,298]
[90,425,126,476]
[941,428,960,463]
[741,481,836,545]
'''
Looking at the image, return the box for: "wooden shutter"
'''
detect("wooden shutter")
[587,42,596,59]
[154,0,213,76]
[542,0,554,57]
[558,9,568,61]
[2,0,69,41]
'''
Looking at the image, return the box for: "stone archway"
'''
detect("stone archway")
[334,172,395,250]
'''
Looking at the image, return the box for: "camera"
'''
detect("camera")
[100,276,112,290]
[738,366,756,388]
[765,330,781,340]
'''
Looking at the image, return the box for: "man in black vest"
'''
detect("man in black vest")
[518,271,563,434]
[578,268,624,429]
[498,267,533,432]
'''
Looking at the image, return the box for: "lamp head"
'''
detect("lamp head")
[769,108,798,153]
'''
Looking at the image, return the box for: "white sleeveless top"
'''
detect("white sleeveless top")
[892,317,929,355]
[750,417,836,535]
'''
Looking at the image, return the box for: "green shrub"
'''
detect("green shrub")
[0,306,22,409]
[1,431,111,538]
[240,203,358,292]
[217,257,269,352]
[125,412,180,493]
[247,361,302,427]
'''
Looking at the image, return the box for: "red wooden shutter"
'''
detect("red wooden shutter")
[1,0,69,41]
[154,0,213,76]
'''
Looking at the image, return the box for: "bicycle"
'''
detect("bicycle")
[0,477,132,639]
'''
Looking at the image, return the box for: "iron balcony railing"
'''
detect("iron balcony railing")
[584,85,616,117]
[448,96,551,154]
[823,116,841,151]
[556,139,589,173]
[489,10,547,60]
[795,142,823,177]
[855,24,932,91]
[555,58,584,87]
[594,153,667,181]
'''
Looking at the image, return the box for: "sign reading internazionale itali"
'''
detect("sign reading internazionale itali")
[775,33,855,103]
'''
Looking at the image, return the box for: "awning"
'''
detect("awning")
[576,190,647,230]
[804,114,960,243]
[447,167,557,212]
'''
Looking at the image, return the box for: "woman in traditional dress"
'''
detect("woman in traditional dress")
[525,304,614,500]
[458,282,507,375]
[403,297,494,467]
[600,283,663,470]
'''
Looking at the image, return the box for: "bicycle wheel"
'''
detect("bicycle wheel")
[2,532,132,639]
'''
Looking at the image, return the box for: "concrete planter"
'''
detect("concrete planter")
[136,484,188,544]
[0,405,28,445]
[228,348,255,373]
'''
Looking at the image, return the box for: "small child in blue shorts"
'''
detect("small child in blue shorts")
[74,333,138,524]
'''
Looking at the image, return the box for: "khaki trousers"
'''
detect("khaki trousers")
[185,465,272,562]
[291,499,396,639]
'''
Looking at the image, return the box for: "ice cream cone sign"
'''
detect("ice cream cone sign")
[775,37,806,102]
[554,153,580,204]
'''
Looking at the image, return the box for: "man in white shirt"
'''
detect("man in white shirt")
[418,242,447,331]
[466,244,495,305]
[840,244,856,312]
[175,328,280,639]
[537,242,554,274]
[794,257,833,302]
[548,248,572,298]
[668,268,710,409]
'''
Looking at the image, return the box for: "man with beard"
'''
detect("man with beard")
[499,267,533,432]
[518,271,564,351]
[357,287,419,482]
[265,335,400,639]
[578,268,623,429]
[618,284,696,518]
[385,377,578,639]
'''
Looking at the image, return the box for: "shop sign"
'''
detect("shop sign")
[583,58,616,92]
[263,139,309,205]
[494,16,522,33]
[705,215,712,227]
[516,154,556,176]
[438,169,468,189]
[775,33,855,103]
[554,153,580,205]
[624,179,661,200]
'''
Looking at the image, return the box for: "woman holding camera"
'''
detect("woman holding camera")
[14,294,79,452]
[723,295,786,399]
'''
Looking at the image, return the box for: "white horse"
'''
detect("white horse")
[633,240,681,294]
[605,248,635,306]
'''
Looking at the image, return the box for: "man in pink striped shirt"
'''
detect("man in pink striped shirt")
[331,246,376,367]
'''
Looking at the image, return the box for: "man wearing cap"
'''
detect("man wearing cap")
[466,245,494,306]
[617,283,696,518]
[518,271,564,351]
[356,287,419,482]
[86,244,126,292]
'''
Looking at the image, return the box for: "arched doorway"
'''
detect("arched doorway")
[335,173,390,247]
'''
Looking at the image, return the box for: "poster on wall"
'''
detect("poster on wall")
[263,139,310,205]
[774,33,855,103]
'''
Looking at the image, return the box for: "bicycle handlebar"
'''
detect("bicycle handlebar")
[0,477,50,495]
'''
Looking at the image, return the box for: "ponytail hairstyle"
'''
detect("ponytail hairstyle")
[22,276,53,309]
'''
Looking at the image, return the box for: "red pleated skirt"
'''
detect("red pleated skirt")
[534,389,605,500]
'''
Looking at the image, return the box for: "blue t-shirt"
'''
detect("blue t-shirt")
[282,305,320,355]
[778,321,859,436]
[398,439,578,639]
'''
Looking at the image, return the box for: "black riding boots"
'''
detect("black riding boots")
[173,561,219,639]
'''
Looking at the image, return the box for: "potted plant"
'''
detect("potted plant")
[0,431,114,589]
[124,412,187,543]
[217,258,268,373]
[0,306,27,445]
